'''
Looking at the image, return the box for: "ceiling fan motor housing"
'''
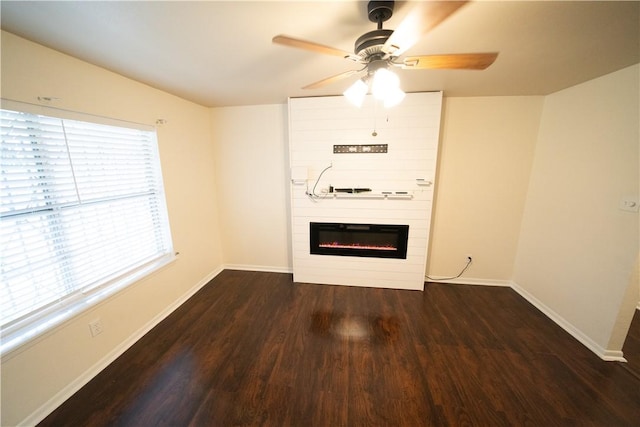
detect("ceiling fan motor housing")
[356,1,395,59]
[355,29,393,58]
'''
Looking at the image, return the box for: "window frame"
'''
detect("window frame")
[0,100,175,356]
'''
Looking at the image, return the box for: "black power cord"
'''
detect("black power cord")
[426,256,472,281]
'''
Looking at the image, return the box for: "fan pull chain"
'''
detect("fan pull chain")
[372,98,378,137]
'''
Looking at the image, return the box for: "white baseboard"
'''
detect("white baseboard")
[224,263,293,274]
[425,276,512,287]
[511,281,627,363]
[21,266,224,427]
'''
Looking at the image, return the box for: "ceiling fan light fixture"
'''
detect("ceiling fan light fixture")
[343,68,405,108]
[343,79,368,107]
[371,67,404,106]
[372,67,399,100]
[383,86,405,108]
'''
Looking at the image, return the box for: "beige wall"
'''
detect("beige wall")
[428,96,544,283]
[209,96,545,284]
[514,65,639,355]
[210,104,291,271]
[1,31,224,425]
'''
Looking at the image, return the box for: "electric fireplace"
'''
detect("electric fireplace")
[310,222,409,259]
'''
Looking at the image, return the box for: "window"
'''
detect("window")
[1,107,173,353]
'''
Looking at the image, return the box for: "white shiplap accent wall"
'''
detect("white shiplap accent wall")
[288,92,443,290]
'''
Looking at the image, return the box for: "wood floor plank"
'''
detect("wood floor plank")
[39,271,640,426]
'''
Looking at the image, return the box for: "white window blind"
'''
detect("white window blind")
[1,108,173,350]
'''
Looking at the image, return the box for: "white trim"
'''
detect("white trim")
[636,302,640,311]
[1,254,177,358]
[19,266,224,427]
[425,276,512,287]
[1,98,155,130]
[224,264,293,274]
[511,281,627,362]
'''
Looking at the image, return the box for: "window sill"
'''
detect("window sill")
[1,253,177,359]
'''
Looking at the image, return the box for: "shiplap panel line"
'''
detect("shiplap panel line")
[290,200,434,210]
[289,92,442,290]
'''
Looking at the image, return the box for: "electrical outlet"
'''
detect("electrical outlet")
[89,318,104,337]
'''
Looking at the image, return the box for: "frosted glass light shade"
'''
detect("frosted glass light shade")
[371,68,400,100]
[383,86,406,108]
[343,68,405,108]
[343,79,368,107]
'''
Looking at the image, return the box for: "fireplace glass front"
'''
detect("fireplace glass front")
[310,222,409,259]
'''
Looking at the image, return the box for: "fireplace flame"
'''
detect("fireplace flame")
[319,243,396,251]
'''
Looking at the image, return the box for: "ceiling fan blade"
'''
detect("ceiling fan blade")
[402,53,499,70]
[273,35,358,60]
[382,1,468,57]
[303,70,362,90]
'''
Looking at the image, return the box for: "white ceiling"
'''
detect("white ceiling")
[1,1,638,108]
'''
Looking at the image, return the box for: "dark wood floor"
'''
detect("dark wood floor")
[40,270,640,426]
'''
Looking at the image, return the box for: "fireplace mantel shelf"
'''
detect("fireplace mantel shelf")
[330,192,414,200]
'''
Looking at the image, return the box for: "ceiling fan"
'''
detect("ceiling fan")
[272,0,498,105]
